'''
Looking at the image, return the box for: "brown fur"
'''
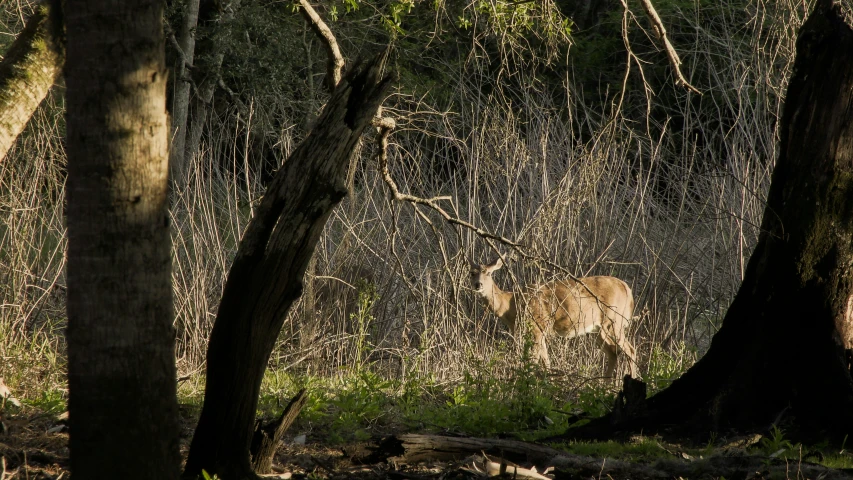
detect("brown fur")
[470,258,639,377]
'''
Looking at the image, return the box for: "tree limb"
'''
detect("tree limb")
[299,0,344,92]
[0,1,64,163]
[374,116,525,251]
[637,0,701,95]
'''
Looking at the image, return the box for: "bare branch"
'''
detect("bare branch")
[299,0,345,91]
[374,116,525,251]
[637,0,702,95]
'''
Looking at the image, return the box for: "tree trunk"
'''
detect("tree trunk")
[184,0,242,166]
[64,0,179,478]
[0,0,63,163]
[183,53,392,480]
[169,0,201,182]
[564,0,853,443]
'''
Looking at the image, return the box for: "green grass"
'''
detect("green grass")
[560,438,674,462]
[0,318,67,416]
[246,343,635,445]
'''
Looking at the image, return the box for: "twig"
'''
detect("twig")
[374,116,524,251]
[299,0,345,91]
[637,0,702,95]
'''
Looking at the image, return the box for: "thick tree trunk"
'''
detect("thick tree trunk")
[563,0,853,443]
[64,0,179,478]
[183,53,391,480]
[0,1,63,163]
[169,0,201,181]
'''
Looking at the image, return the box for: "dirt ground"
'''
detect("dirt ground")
[4,408,853,479]
[0,410,479,480]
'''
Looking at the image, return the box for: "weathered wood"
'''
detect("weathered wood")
[611,375,647,424]
[360,433,569,465]
[361,434,853,480]
[250,389,307,474]
[183,51,392,480]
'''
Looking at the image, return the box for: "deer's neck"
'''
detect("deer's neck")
[484,284,516,330]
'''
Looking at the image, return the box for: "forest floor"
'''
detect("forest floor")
[4,404,853,480]
[3,347,853,479]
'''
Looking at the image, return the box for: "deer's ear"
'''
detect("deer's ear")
[486,257,504,272]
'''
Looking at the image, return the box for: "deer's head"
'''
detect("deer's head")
[468,257,504,298]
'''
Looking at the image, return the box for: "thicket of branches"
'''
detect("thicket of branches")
[0,0,812,393]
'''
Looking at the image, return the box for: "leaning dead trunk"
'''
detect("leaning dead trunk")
[0,1,64,163]
[562,0,853,442]
[183,52,391,480]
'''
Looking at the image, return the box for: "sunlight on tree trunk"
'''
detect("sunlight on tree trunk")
[65,0,179,477]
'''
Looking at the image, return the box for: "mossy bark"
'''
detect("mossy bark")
[0,1,64,163]
[564,0,853,442]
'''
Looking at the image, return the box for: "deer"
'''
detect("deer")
[469,258,639,378]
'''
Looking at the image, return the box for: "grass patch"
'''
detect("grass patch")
[561,438,673,462]
[251,346,635,445]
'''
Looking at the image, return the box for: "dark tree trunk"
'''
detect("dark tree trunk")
[183,0,241,168]
[563,0,853,443]
[183,53,391,480]
[169,0,201,181]
[0,0,63,163]
[65,0,178,478]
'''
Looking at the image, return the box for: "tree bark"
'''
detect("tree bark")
[249,389,307,474]
[563,0,853,443]
[64,0,179,478]
[184,0,242,166]
[169,0,201,181]
[0,0,64,164]
[183,52,392,480]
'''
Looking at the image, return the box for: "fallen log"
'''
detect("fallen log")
[357,434,665,478]
[359,434,853,479]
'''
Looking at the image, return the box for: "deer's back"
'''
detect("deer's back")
[523,276,633,337]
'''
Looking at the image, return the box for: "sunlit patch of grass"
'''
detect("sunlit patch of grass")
[557,438,673,462]
[0,319,67,416]
[644,342,698,395]
[251,344,642,445]
[811,453,853,469]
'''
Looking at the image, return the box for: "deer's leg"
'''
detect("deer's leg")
[531,327,550,369]
[601,341,618,378]
[617,337,640,378]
